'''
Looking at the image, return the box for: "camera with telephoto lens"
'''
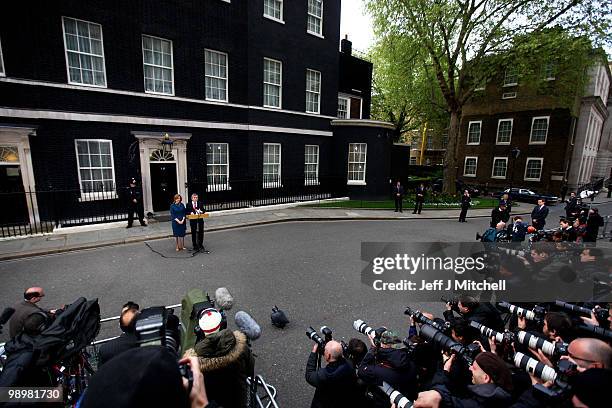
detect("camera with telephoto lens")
[516,331,568,358]
[469,321,514,345]
[405,306,450,334]
[353,319,387,346]
[134,306,181,355]
[440,297,459,311]
[306,325,347,354]
[419,324,481,365]
[497,302,546,325]
[532,359,577,402]
[555,300,610,329]
[530,229,557,242]
[513,352,558,383]
[379,381,413,408]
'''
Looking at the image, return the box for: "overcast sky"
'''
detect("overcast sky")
[340,0,375,52]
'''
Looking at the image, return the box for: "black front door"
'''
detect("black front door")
[150,163,178,212]
[0,165,29,224]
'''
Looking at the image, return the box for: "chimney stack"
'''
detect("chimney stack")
[341,35,352,56]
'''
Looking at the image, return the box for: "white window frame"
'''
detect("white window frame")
[463,156,478,177]
[263,57,282,109]
[307,0,324,38]
[542,62,555,81]
[306,69,321,114]
[496,119,513,145]
[529,116,549,145]
[74,139,117,201]
[466,121,481,145]
[61,16,107,88]
[337,96,348,118]
[347,143,367,185]
[142,35,174,96]
[338,93,362,119]
[503,67,518,87]
[263,143,282,188]
[0,36,5,77]
[524,158,544,181]
[206,143,230,191]
[304,144,319,185]
[409,157,417,165]
[502,92,517,99]
[491,157,508,179]
[204,49,228,102]
[263,0,284,24]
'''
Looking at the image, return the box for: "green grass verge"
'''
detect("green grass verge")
[304,197,500,209]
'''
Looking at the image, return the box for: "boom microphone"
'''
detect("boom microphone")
[0,307,15,325]
[235,311,261,341]
[214,287,234,311]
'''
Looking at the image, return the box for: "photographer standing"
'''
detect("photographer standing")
[305,340,361,408]
[358,331,418,405]
[443,296,504,332]
[8,287,54,338]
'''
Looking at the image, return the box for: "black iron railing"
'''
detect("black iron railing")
[0,177,347,237]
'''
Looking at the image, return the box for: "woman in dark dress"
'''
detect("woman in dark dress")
[170,194,186,251]
[459,190,471,222]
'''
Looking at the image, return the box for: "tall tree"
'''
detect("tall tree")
[366,0,611,192]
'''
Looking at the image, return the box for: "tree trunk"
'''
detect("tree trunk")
[442,110,461,194]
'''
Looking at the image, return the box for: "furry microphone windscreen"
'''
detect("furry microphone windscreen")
[234,311,261,341]
[214,287,234,311]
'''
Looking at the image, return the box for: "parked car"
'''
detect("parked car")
[495,188,558,204]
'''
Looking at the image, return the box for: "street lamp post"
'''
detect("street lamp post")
[510,147,521,191]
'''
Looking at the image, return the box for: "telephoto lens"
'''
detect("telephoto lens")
[513,352,558,383]
[497,302,543,324]
[404,307,448,333]
[469,320,511,344]
[353,319,375,337]
[379,381,413,408]
[306,326,326,349]
[419,324,479,364]
[516,331,568,357]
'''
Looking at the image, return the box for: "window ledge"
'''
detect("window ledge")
[304,181,320,186]
[145,90,175,97]
[306,110,320,115]
[67,81,107,89]
[263,15,285,24]
[263,183,283,189]
[263,104,282,109]
[205,97,228,103]
[78,192,118,202]
[307,31,324,39]
[496,141,511,145]
[206,185,232,192]
[524,178,541,182]
[347,181,366,186]
[529,141,547,145]
[491,176,507,180]
[466,142,480,146]
[463,174,477,178]
[502,83,518,87]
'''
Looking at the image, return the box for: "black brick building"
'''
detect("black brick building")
[0,1,394,231]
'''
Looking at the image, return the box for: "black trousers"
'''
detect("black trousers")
[190,219,204,248]
[394,196,403,212]
[127,203,145,226]
[459,207,468,221]
[413,200,423,214]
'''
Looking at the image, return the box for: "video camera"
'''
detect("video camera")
[419,324,480,365]
[497,302,546,325]
[134,306,181,355]
[555,300,610,328]
[405,306,450,334]
[192,293,228,343]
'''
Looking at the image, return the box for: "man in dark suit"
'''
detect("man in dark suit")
[126,177,146,228]
[392,180,404,212]
[414,183,425,214]
[490,203,509,228]
[531,199,549,230]
[186,193,206,251]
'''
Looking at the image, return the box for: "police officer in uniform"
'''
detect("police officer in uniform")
[126,177,146,228]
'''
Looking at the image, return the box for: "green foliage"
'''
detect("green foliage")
[365,0,611,192]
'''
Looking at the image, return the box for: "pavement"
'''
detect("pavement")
[1,195,611,260]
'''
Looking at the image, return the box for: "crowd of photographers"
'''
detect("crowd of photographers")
[0,287,260,408]
[304,296,611,408]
